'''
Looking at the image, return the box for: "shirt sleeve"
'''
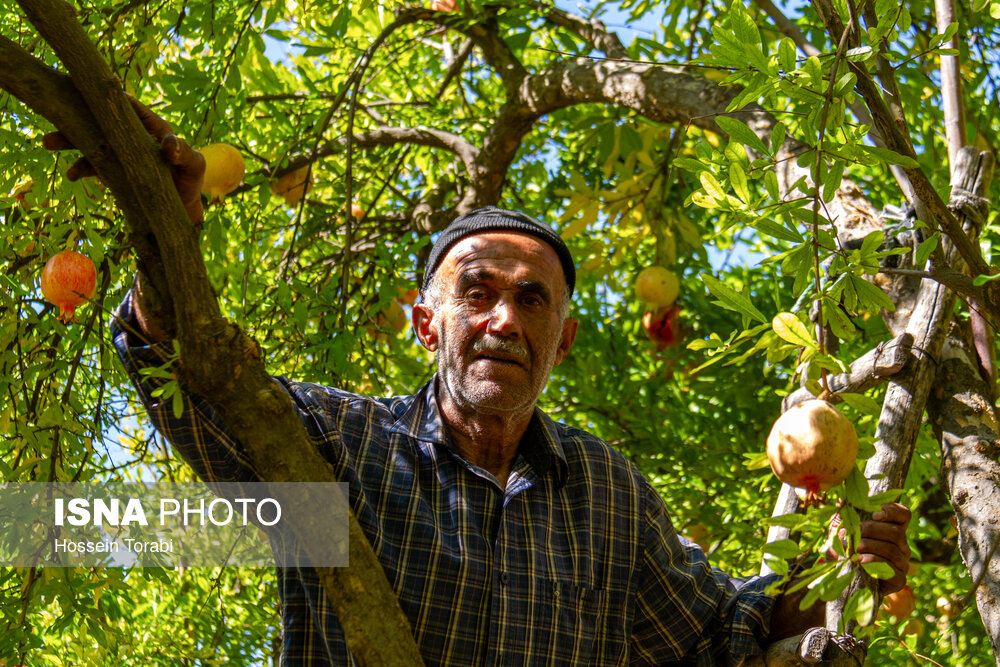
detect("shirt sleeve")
[110,289,264,484]
[629,479,779,665]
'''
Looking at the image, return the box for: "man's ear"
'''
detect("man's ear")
[413,303,438,352]
[554,317,578,366]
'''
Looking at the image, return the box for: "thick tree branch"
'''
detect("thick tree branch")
[782,333,913,411]
[348,126,479,173]
[929,320,1000,657]
[935,0,965,169]
[0,37,96,150]
[264,126,478,192]
[535,3,629,59]
[11,0,424,662]
[830,147,994,641]
[518,58,748,127]
[462,19,527,91]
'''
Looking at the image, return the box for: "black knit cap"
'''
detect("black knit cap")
[422,206,576,296]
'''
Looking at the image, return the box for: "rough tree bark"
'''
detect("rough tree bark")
[929,320,1000,660]
[1,0,424,664]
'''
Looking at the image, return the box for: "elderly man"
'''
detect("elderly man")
[53,102,911,665]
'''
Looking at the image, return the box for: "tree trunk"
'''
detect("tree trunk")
[924,149,1000,658]
[928,320,1000,660]
[2,0,424,663]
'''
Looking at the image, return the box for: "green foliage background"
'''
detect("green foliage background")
[2,0,999,663]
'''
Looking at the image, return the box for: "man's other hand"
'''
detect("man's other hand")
[858,502,912,594]
[42,95,205,225]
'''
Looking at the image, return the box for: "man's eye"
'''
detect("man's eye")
[466,290,489,301]
[522,295,543,307]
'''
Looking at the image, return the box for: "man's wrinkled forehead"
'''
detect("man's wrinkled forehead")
[435,232,565,291]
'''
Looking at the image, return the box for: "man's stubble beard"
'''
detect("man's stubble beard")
[436,324,558,416]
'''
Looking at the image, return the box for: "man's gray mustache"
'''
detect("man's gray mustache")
[472,336,528,360]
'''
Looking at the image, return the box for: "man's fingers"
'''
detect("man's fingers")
[854,502,912,596]
[872,502,911,526]
[127,94,173,142]
[857,538,909,570]
[877,571,908,595]
[161,134,206,225]
[42,132,75,151]
[66,158,97,181]
[162,134,204,171]
[859,518,909,545]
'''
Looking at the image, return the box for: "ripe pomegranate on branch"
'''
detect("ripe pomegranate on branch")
[198,142,245,203]
[40,249,97,323]
[635,266,682,350]
[766,399,859,504]
[642,304,682,350]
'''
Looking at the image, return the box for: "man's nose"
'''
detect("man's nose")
[486,295,522,337]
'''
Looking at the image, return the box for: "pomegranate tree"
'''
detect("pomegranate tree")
[40,250,97,323]
[766,399,859,500]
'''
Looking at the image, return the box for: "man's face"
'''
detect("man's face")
[416,232,577,416]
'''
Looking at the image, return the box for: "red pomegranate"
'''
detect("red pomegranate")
[766,399,859,499]
[40,250,97,322]
[642,304,682,350]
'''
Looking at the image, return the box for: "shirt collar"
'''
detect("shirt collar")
[388,375,569,486]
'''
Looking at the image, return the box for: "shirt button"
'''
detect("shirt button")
[499,572,509,586]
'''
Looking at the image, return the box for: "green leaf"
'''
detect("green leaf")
[858,145,919,168]
[852,276,896,311]
[822,161,845,202]
[860,230,884,257]
[862,561,896,580]
[818,570,854,602]
[840,504,861,541]
[561,205,599,240]
[824,298,857,339]
[688,335,724,351]
[869,488,904,506]
[771,312,816,348]
[764,170,780,200]
[778,39,796,72]
[744,451,771,470]
[730,163,750,201]
[832,72,857,97]
[755,218,803,242]
[700,171,727,201]
[701,273,767,322]
[673,157,708,173]
[767,513,808,529]
[915,232,940,266]
[973,271,1000,286]
[715,116,771,155]
[844,466,869,506]
[172,388,184,419]
[845,45,874,61]
[763,538,801,559]
[848,587,877,627]
[838,392,881,415]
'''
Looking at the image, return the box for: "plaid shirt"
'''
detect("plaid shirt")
[112,292,778,666]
